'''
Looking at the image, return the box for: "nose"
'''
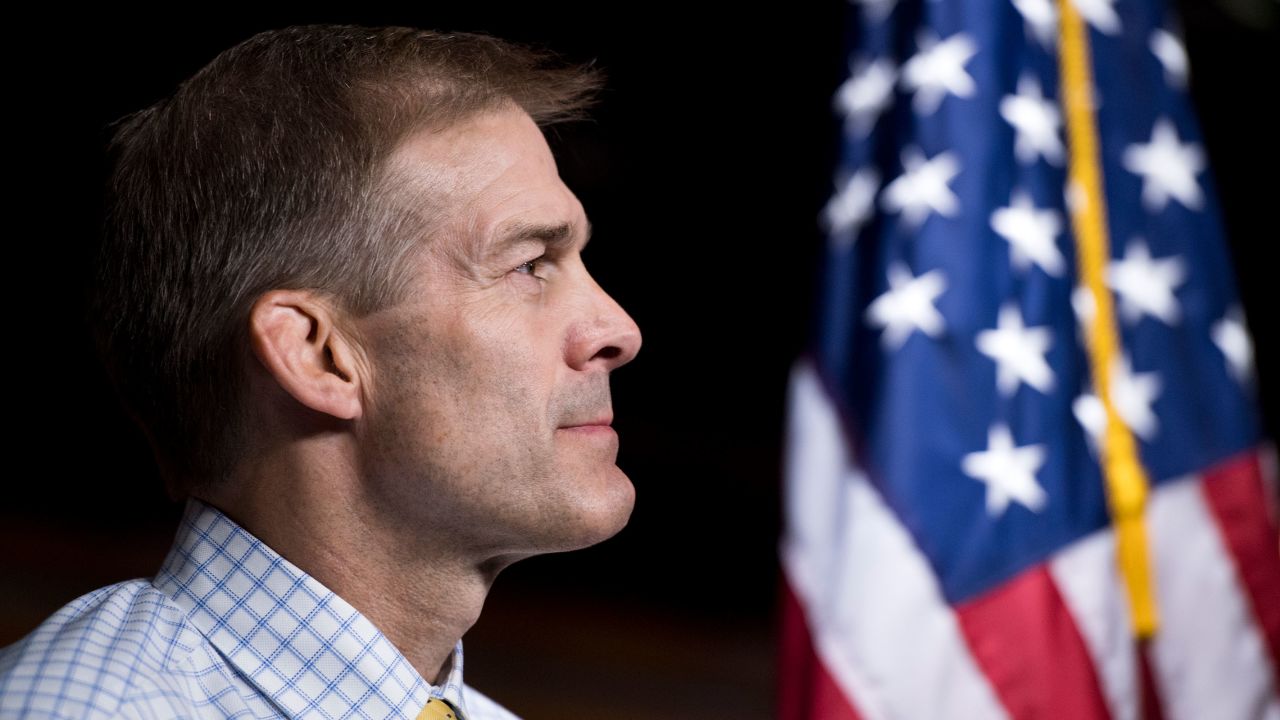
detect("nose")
[567,270,642,373]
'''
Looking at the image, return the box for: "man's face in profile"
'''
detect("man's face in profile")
[352,108,642,560]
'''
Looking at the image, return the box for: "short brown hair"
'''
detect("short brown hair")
[89,24,605,498]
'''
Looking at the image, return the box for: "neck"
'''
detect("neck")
[196,440,498,685]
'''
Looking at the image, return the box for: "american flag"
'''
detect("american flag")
[778,0,1280,718]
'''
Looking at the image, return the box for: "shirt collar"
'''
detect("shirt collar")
[153,497,470,719]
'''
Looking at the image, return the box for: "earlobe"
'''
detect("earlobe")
[248,290,364,421]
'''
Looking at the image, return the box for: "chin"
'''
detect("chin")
[551,467,637,552]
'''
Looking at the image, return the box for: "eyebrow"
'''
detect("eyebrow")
[489,218,593,258]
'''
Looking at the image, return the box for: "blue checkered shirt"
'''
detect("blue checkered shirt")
[0,498,519,720]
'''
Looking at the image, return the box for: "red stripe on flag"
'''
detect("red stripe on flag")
[1199,448,1280,684]
[956,565,1111,720]
[778,579,864,720]
[1137,640,1166,720]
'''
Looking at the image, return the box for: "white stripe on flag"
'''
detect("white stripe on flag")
[782,361,1008,720]
[1049,528,1139,720]
[1146,473,1280,720]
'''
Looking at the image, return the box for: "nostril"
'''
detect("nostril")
[594,346,623,362]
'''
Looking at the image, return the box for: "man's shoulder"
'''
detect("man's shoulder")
[0,578,200,719]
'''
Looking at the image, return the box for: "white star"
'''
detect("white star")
[1011,0,1058,47]
[1075,355,1163,444]
[823,168,880,247]
[1065,178,1088,216]
[1107,238,1186,325]
[1000,74,1064,166]
[1150,28,1189,88]
[835,58,898,137]
[881,147,962,228]
[976,303,1056,396]
[1071,284,1097,346]
[1073,393,1106,454]
[1212,306,1254,385]
[850,0,898,22]
[1122,117,1205,212]
[1109,354,1162,441]
[865,262,948,349]
[1071,285,1096,327]
[991,190,1065,276]
[900,32,978,115]
[1073,0,1122,35]
[962,424,1049,515]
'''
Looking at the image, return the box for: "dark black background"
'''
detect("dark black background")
[4,3,1275,714]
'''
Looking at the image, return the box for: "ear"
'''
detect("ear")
[247,289,365,421]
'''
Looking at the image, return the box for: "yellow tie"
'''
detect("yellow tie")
[416,697,465,720]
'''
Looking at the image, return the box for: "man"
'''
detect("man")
[0,24,641,720]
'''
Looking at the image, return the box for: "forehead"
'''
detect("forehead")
[384,107,587,252]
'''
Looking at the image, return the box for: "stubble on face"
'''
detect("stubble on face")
[354,292,631,564]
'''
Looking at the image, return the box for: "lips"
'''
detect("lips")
[559,414,613,429]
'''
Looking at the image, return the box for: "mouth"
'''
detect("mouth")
[560,412,614,427]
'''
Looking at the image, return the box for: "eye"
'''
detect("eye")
[514,256,545,278]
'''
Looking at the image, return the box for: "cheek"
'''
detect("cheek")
[372,303,564,445]
[461,309,561,402]
[482,352,555,431]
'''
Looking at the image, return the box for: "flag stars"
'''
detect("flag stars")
[1065,179,1088,217]
[1073,394,1106,453]
[1074,355,1162,444]
[1110,354,1163,440]
[1070,285,1097,347]
[962,424,1049,516]
[836,58,898,137]
[976,304,1056,396]
[1150,29,1189,88]
[1073,0,1123,35]
[1000,74,1064,166]
[1011,0,1057,47]
[991,190,1065,276]
[824,169,880,247]
[866,262,948,349]
[1107,239,1186,326]
[901,31,978,115]
[1212,306,1254,385]
[1071,285,1096,328]
[1122,117,1205,212]
[881,147,962,228]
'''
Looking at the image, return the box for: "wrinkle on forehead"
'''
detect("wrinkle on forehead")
[377,107,562,265]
